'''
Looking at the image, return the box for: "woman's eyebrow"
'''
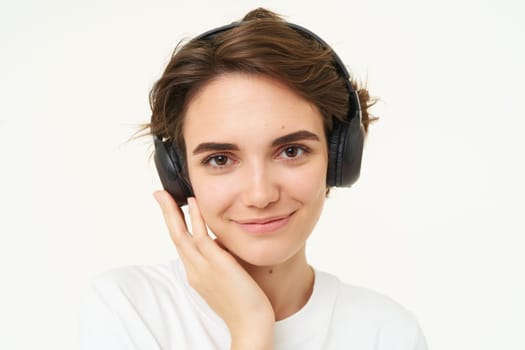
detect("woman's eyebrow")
[271,130,320,147]
[192,130,320,155]
[192,142,239,155]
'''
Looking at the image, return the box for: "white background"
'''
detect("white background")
[1,0,524,349]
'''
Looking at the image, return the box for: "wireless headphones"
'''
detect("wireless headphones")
[153,21,364,206]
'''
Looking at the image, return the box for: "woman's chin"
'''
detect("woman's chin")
[228,244,305,270]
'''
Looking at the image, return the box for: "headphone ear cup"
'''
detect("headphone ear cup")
[327,120,344,187]
[327,112,365,187]
[153,135,193,206]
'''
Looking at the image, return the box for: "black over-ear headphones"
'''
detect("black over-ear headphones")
[153,21,364,206]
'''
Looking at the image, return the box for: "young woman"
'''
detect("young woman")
[80,8,427,350]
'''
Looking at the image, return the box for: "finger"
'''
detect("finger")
[214,238,230,252]
[187,197,208,238]
[153,191,211,272]
[213,237,236,262]
[188,197,227,259]
[153,191,195,252]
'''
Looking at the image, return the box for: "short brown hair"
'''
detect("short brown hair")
[147,7,376,157]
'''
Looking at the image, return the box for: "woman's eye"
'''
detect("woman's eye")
[205,155,232,168]
[279,146,307,159]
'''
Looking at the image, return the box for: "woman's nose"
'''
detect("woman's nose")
[241,164,279,209]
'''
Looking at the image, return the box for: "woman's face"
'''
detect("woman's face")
[183,73,328,267]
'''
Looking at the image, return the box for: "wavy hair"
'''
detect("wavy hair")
[144,8,377,158]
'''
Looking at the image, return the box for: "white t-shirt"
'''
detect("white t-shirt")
[79,260,427,349]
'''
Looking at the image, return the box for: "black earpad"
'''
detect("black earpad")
[327,110,364,187]
[153,135,193,206]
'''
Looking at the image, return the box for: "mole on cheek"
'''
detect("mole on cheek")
[268,269,273,274]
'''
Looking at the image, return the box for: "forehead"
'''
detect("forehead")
[183,73,325,145]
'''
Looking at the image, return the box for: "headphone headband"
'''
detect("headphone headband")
[195,21,361,125]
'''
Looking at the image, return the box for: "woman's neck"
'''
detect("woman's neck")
[238,247,314,321]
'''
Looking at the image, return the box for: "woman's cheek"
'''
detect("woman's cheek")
[283,162,327,199]
[192,175,237,221]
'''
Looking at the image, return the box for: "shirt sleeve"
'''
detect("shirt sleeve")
[411,319,428,350]
[376,309,428,350]
[78,276,161,350]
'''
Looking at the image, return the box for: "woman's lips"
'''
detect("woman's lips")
[235,212,295,234]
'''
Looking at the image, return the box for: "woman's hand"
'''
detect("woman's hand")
[153,190,275,349]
